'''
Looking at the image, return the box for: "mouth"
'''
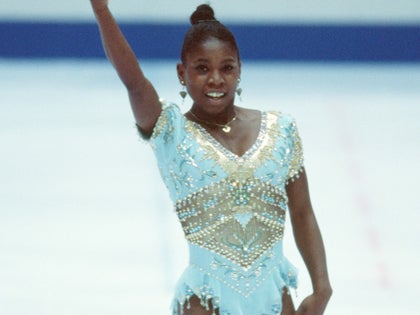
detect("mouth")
[206,91,226,99]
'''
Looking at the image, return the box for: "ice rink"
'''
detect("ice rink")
[1,59,419,314]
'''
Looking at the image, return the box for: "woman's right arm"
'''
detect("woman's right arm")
[90,0,161,136]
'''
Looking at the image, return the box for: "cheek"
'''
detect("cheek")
[186,77,205,92]
[186,82,200,98]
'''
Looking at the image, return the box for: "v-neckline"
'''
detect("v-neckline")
[187,111,267,161]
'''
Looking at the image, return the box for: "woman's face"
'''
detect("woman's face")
[177,37,241,115]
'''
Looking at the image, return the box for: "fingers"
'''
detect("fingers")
[281,288,296,315]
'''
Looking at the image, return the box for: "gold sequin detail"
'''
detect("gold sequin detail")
[287,121,304,182]
[176,178,287,269]
[151,99,170,140]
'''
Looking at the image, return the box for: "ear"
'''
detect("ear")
[176,63,185,84]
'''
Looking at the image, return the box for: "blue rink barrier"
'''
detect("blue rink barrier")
[0,21,419,61]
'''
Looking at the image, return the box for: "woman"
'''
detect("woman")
[90,1,332,314]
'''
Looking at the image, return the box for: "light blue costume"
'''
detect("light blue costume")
[147,101,304,315]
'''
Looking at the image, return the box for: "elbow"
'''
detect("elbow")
[319,286,333,304]
[314,283,333,304]
[322,286,333,298]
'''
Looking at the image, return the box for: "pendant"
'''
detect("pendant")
[222,125,231,133]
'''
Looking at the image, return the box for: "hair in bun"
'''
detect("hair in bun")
[190,4,217,25]
[180,4,240,63]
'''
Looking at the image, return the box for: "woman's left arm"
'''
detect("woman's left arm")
[286,169,332,315]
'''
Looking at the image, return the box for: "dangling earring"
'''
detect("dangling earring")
[236,78,243,102]
[179,80,187,104]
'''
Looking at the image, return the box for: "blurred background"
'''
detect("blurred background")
[1,1,419,314]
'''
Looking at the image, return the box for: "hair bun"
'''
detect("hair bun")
[190,4,216,25]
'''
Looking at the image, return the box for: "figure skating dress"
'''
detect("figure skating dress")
[146,101,304,315]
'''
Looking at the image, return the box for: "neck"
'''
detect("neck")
[189,106,238,133]
[190,105,237,125]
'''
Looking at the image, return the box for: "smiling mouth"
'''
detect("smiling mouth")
[206,92,225,99]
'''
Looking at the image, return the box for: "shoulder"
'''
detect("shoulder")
[145,100,186,141]
[159,99,182,115]
[236,106,260,121]
[266,110,297,128]
[154,100,184,127]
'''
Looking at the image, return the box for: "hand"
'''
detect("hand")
[90,0,109,12]
[295,290,331,315]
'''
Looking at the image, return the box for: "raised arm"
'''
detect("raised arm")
[286,169,332,315]
[90,0,161,136]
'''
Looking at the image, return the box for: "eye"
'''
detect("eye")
[222,65,234,72]
[196,65,209,73]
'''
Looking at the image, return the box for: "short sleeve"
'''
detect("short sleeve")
[147,101,185,163]
[286,119,304,182]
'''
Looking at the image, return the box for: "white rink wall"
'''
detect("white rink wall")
[1,0,420,23]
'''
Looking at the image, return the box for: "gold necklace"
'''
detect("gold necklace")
[189,110,237,133]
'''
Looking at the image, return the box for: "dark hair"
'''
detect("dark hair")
[180,4,240,63]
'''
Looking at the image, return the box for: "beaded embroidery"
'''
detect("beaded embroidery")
[176,178,287,269]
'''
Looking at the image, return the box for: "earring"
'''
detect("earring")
[179,80,187,103]
[236,78,243,102]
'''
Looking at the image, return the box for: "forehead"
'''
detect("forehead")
[186,37,238,62]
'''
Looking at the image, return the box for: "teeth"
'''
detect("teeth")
[206,92,225,98]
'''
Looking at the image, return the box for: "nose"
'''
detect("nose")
[208,70,224,85]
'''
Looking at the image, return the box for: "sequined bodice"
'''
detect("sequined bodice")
[150,102,303,271]
[176,177,287,269]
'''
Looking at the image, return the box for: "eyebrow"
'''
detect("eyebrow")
[193,58,209,63]
[193,57,236,64]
